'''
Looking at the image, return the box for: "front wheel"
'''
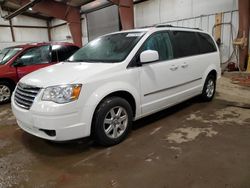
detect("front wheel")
[0,81,13,104]
[201,74,216,102]
[92,97,133,146]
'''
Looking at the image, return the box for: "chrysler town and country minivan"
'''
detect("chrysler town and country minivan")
[12,26,221,146]
[0,42,79,104]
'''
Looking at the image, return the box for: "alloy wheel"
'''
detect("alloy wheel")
[206,79,215,98]
[103,106,128,139]
[0,85,11,102]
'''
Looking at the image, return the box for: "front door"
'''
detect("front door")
[15,45,51,79]
[139,31,184,115]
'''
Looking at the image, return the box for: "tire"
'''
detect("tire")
[0,81,14,104]
[201,74,216,102]
[92,97,133,146]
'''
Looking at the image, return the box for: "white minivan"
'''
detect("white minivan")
[11,26,221,146]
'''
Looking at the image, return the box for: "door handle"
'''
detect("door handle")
[170,65,178,71]
[181,63,189,68]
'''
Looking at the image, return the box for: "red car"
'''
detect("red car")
[0,42,79,104]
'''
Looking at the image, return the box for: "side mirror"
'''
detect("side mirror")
[140,50,159,64]
[140,50,159,63]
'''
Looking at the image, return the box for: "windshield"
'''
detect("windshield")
[0,47,23,65]
[68,32,145,63]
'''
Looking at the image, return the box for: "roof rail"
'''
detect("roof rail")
[155,24,201,30]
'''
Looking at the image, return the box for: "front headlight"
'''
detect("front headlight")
[42,84,82,104]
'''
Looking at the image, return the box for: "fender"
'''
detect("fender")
[81,81,141,127]
[201,63,219,86]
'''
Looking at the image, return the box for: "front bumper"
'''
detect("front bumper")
[11,95,92,141]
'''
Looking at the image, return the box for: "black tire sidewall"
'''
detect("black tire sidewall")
[201,75,216,101]
[0,81,14,104]
[93,97,133,146]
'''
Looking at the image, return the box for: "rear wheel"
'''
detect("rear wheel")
[201,74,216,102]
[93,97,133,146]
[0,81,13,104]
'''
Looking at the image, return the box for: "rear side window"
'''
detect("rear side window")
[197,33,217,54]
[67,46,79,56]
[141,32,173,61]
[170,31,200,58]
[52,45,79,62]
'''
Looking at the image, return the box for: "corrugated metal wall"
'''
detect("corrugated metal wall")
[134,0,239,64]
[86,5,119,42]
[50,19,72,43]
[49,17,88,45]
[0,11,49,49]
[49,5,119,46]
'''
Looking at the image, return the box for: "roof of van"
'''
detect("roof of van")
[110,25,205,35]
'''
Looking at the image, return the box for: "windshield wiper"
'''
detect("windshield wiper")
[66,59,99,63]
[66,59,85,62]
[66,59,118,63]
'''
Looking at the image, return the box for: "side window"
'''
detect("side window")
[171,31,200,58]
[18,45,50,66]
[141,32,173,61]
[197,33,217,54]
[52,45,79,62]
[52,45,64,62]
[67,46,79,56]
[162,32,174,60]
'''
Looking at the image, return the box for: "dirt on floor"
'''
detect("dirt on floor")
[0,76,250,188]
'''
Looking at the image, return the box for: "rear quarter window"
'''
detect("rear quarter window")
[197,33,217,54]
[52,45,79,62]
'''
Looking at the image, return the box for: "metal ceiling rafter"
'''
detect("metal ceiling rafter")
[1,5,51,20]
[3,0,42,20]
[80,1,113,14]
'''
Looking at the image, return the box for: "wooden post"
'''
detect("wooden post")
[214,13,222,42]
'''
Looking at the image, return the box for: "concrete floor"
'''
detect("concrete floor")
[0,76,250,188]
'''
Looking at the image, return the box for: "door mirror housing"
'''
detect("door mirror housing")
[140,50,159,64]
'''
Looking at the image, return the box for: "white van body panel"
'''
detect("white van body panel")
[11,27,221,141]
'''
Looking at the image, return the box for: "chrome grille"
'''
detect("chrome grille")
[14,83,41,110]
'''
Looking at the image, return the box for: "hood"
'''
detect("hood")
[20,62,118,88]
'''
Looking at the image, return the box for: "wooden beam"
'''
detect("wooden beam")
[238,0,250,71]
[214,13,222,42]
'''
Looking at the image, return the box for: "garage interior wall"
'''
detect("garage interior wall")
[50,18,73,43]
[134,0,240,64]
[1,0,245,58]
[49,5,119,46]
[86,5,119,42]
[0,10,49,49]
[50,15,88,46]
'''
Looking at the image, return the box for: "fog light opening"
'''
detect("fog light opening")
[39,129,56,137]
